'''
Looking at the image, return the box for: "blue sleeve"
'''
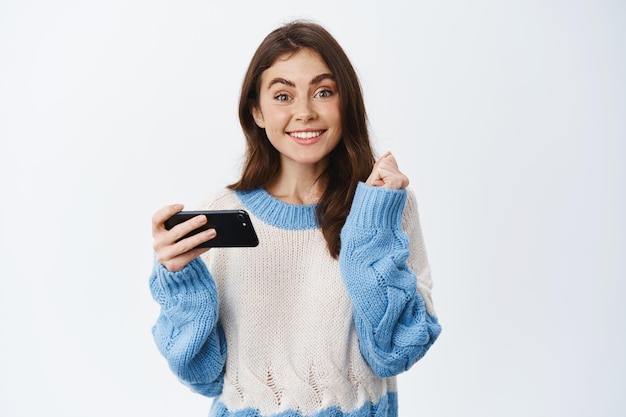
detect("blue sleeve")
[339,183,442,377]
[149,257,227,396]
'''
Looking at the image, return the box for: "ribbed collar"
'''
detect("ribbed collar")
[235,188,319,230]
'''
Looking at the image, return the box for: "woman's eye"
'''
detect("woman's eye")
[315,89,334,99]
[274,93,290,102]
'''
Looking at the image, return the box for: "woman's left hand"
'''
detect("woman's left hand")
[366,152,409,190]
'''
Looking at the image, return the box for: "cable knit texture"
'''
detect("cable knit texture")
[150,183,440,416]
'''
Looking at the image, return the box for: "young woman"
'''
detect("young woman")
[150,21,441,417]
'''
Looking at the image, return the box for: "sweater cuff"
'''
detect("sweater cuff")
[346,182,407,229]
[155,257,214,297]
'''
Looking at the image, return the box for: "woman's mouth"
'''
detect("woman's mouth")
[288,130,325,144]
[289,130,325,139]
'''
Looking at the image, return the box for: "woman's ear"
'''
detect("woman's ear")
[251,106,265,128]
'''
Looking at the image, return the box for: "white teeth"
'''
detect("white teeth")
[290,131,323,139]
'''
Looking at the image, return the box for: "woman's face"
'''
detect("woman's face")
[252,49,342,172]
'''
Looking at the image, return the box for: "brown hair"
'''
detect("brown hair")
[229,21,375,258]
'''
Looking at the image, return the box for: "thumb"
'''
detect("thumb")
[366,151,392,186]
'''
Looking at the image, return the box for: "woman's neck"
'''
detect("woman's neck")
[265,163,327,205]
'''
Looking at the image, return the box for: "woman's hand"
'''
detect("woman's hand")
[366,152,409,190]
[152,204,216,272]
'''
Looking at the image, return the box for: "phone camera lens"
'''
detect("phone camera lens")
[237,213,245,222]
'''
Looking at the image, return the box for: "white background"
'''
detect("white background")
[1,1,624,416]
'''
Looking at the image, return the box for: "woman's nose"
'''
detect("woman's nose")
[295,99,316,122]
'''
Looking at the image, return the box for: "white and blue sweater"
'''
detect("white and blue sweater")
[150,182,441,416]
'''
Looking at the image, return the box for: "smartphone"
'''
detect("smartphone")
[164,210,259,248]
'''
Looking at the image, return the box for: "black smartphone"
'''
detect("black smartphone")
[164,210,259,248]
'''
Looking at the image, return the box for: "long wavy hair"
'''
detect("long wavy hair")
[229,21,375,258]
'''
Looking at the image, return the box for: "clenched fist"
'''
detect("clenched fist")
[366,152,409,190]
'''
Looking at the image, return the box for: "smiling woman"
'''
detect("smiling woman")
[149,20,441,417]
[251,49,343,192]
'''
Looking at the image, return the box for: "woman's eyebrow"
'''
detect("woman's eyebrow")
[266,73,335,90]
[310,73,335,85]
[267,78,295,89]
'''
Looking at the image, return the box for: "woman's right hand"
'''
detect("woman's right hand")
[152,204,216,272]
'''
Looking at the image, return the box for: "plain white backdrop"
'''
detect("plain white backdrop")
[1,1,624,416]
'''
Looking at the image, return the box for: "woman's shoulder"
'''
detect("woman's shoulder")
[195,188,243,210]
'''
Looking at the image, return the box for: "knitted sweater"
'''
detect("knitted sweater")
[150,182,441,417]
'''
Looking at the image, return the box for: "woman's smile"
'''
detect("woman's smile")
[288,129,326,144]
